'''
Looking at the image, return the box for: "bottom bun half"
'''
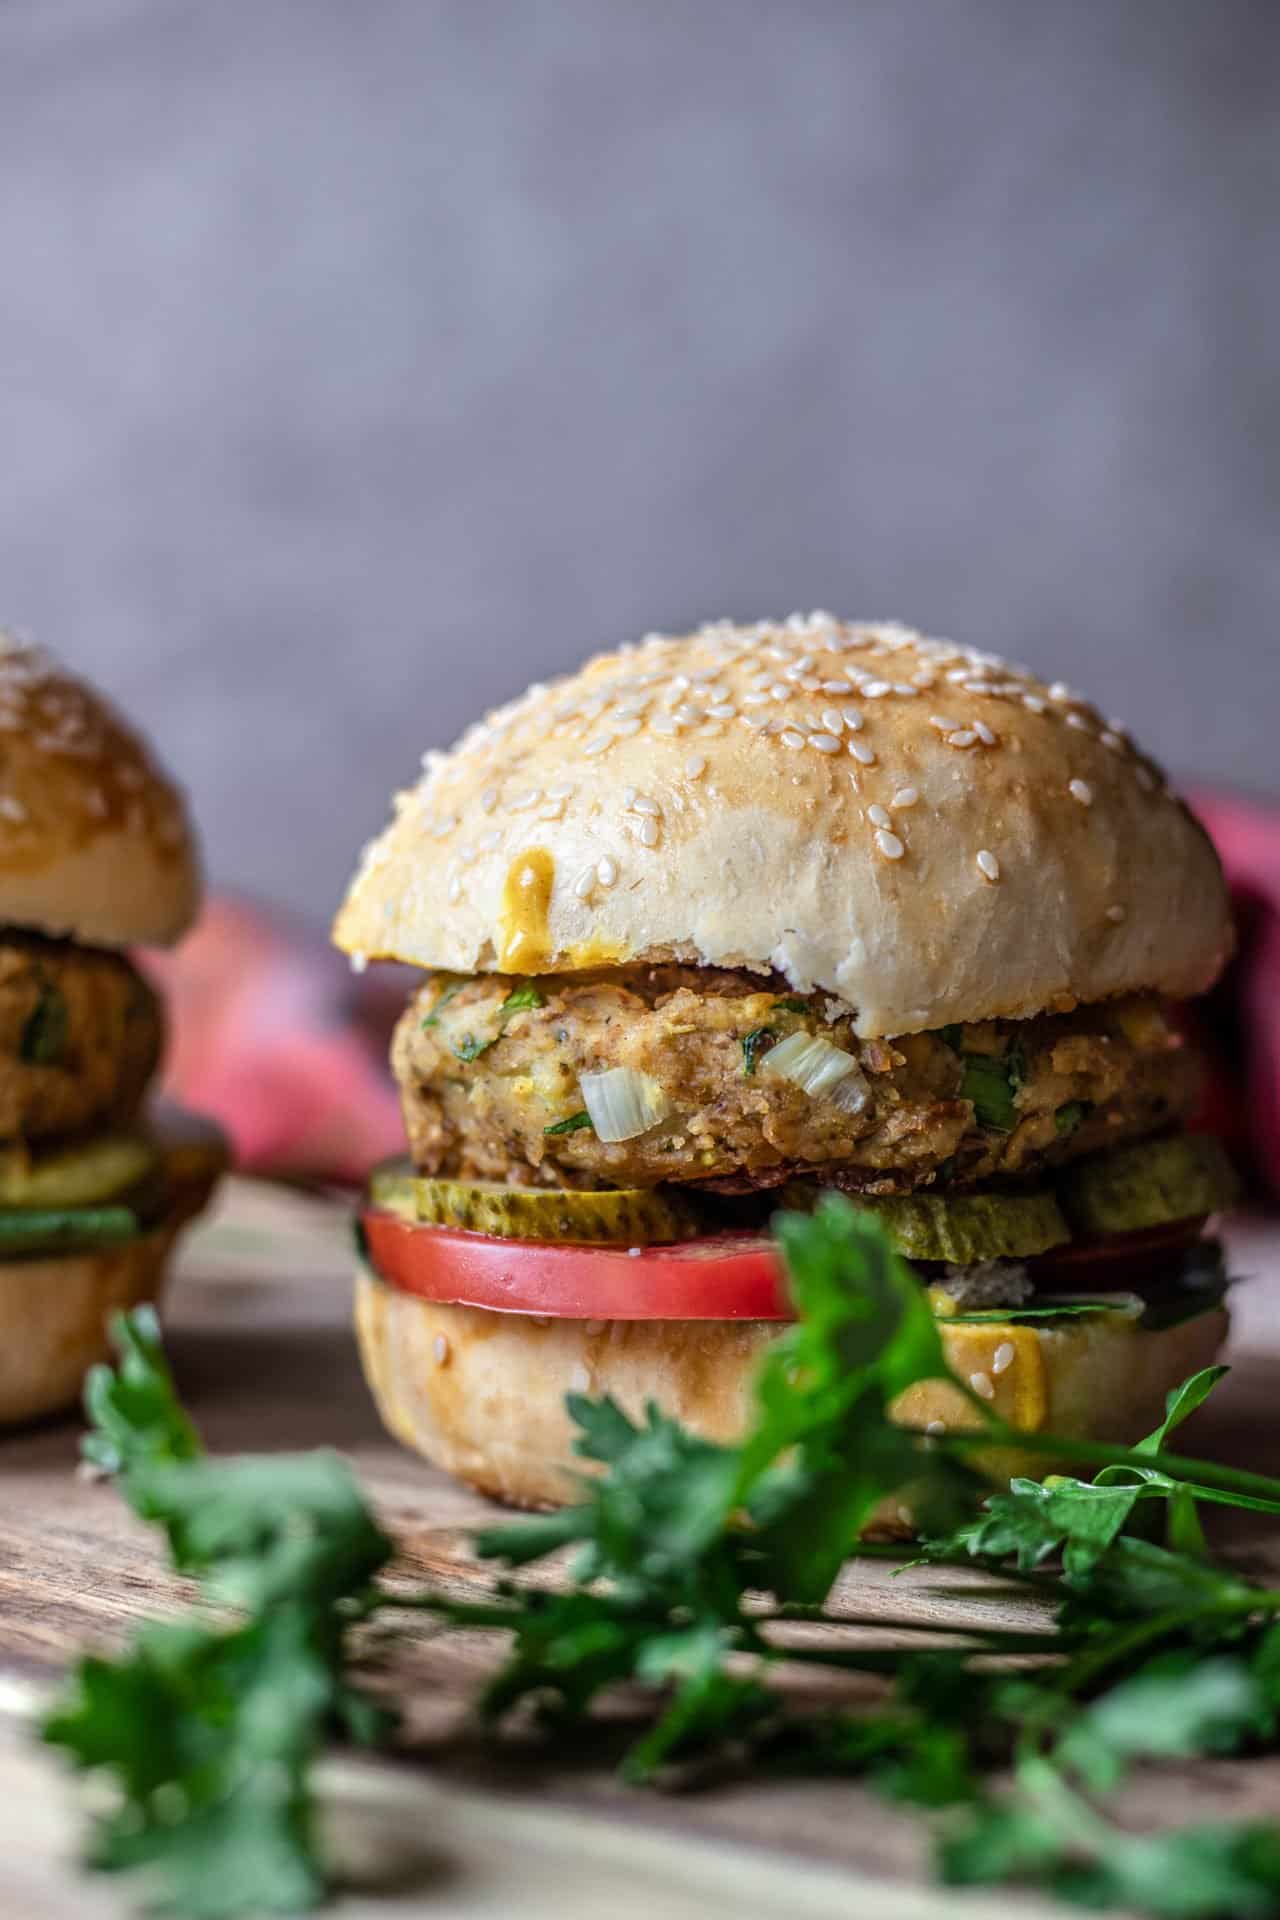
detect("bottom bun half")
[0,1139,224,1427]
[353,1268,1229,1529]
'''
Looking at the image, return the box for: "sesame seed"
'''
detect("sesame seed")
[743,710,772,730]
[1099,730,1125,753]
[867,803,892,829]
[821,707,846,735]
[627,1245,642,1258]
[770,683,791,701]
[569,1363,591,1393]
[892,786,919,809]
[433,1334,450,1366]
[808,732,841,754]
[1049,681,1074,703]
[970,1370,996,1401]
[582,734,612,757]
[573,867,596,899]
[707,702,737,720]
[863,680,892,698]
[742,690,771,707]
[925,1419,947,1436]
[650,716,679,736]
[597,856,618,887]
[992,1341,1017,1376]
[631,794,661,816]
[1022,694,1046,714]
[637,816,660,847]
[843,707,864,731]
[1069,778,1094,806]
[0,796,26,821]
[820,680,849,695]
[673,703,702,726]
[875,828,906,861]
[1107,903,1126,923]
[929,714,958,732]
[612,716,643,737]
[973,721,997,746]
[948,729,979,749]
[349,952,368,974]
[849,739,877,766]
[1065,712,1091,733]
[780,730,805,750]
[447,875,462,904]
[480,787,498,813]
[685,754,707,779]
[976,849,1000,883]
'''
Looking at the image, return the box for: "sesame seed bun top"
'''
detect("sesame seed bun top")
[0,634,199,949]
[333,616,1232,1038]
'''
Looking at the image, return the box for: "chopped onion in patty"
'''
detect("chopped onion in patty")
[762,1031,869,1113]
[579,1067,672,1142]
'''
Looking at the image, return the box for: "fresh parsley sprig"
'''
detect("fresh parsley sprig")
[44,1308,394,1918]
[42,1203,1280,1920]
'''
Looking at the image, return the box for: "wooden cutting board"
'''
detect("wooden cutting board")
[1,1179,1278,1919]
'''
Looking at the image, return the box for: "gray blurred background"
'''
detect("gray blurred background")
[1,0,1276,925]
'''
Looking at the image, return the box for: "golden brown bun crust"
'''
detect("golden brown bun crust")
[334,618,1231,1037]
[353,1269,1229,1523]
[0,635,199,948]
[0,1131,225,1426]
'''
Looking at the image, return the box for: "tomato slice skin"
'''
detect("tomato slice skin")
[361,1206,1212,1324]
[359,1207,795,1321]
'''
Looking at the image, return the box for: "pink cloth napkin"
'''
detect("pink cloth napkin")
[144,794,1280,1198]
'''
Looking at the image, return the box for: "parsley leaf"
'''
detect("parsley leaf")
[500,983,545,1018]
[44,1311,394,1918]
[544,1110,593,1136]
[420,978,465,1028]
[958,1051,1022,1132]
[1055,1099,1092,1138]
[453,983,547,1061]
[21,979,69,1065]
[741,1026,775,1075]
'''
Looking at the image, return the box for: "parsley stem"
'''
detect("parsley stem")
[933,1423,1280,1511]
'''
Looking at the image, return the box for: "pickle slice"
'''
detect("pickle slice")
[0,1133,159,1210]
[1057,1133,1241,1238]
[780,1183,1069,1262]
[855,1189,1069,1263]
[368,1163,706,1246]
[0,1206,139,1256]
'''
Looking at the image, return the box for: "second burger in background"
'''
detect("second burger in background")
[0,634,225,1425]
[336,617,1238,1518]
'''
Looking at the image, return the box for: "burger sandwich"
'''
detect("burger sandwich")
[0,635,224,1424]
[336,618,1238,1517]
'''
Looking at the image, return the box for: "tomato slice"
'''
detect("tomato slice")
[359,1206,795,1320]
[361,1205,1213,1324]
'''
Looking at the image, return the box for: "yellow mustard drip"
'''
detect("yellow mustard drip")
[1002,1325,1047,1431]
[498,849,556,971]
[937,1322,1048,1432]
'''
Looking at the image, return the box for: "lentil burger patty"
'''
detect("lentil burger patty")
[0,931,163,1142]
[393,967,1195,1195]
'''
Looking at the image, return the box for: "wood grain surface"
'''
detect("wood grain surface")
[1,1179,1278,1918]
